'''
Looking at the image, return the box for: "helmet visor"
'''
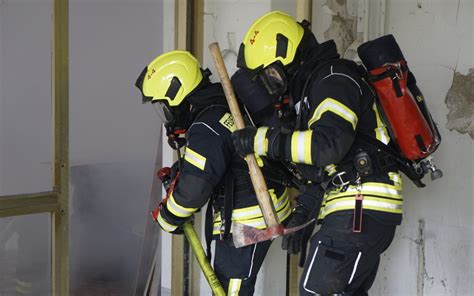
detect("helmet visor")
[153,101,174,124]
[257,63,288,96]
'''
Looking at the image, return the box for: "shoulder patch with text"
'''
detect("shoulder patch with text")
[219,113,236,132]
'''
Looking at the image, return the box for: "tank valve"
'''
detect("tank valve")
[420,157,443,181]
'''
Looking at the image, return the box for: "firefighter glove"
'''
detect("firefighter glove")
[232,127,257,158]
[281,204,311,255]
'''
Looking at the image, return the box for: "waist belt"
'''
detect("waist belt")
[320,135,401,192]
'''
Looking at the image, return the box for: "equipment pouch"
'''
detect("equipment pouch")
[302,240,361,295]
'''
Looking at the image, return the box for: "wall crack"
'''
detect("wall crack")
[417,219,427,296]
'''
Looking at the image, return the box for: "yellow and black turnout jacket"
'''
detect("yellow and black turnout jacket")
[265,41,403,225]
[157,84,291,235]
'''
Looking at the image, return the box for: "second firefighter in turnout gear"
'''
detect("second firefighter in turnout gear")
[135,50,291,295]
[233,11,403,295]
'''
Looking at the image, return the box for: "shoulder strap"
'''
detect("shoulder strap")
[193,104,229,122]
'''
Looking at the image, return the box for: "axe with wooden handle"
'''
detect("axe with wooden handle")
[208,42,314,248]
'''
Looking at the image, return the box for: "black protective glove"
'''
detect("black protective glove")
[232,127,257,158]
[232,126,288,160]
[281,205,311,255]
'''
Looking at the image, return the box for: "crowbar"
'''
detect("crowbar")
[209,42,314,248]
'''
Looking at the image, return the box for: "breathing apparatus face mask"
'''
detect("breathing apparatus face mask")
[256,62,288,97]
[153,101,174,124]
[152,100,190,150]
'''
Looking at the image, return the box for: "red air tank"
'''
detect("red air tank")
[358,35,439,161]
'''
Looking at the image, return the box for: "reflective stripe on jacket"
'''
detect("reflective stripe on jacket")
[212,188,291,235]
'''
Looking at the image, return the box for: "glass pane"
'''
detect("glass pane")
[70,162,160,295]
[69,1,163,295]
[0,0,52,196]
[0,213,51,295]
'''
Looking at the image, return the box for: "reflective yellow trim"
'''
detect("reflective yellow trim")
[326,195,402,208]
[212,189,292,234]
[254,127,269,156]
[254,155,264,167]
[327,182,403,200]
[324,164,337,176]
[291,132,299,163]
[291,131,313,164]
[373,103,390,144]
[388,172,403,190]
[304,131,312,164]
[219,112,236,132]
[167,192,198,218]
[157,213,178,232]
[217,189,288,220]
[228,279,242,296]
[236,203,291,229]
[184,147,206,170]
[319,196,403,219]
[213,201,292,234]
[318,181,404,219]
[308,98,358,130]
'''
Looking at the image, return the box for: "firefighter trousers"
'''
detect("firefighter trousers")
[299,213,396,296]
[214,238,272,296]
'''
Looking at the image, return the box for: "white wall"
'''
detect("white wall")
[203,0,273,82]
[369,1,473,295]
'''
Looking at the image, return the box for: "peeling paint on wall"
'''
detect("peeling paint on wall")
[322,0,357,56]
[445,69,474,139]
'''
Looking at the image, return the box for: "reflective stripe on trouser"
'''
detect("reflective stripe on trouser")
[318,181,403,220]
[299,214,396,295]
[212,188,291,235]
[214,238,272,296]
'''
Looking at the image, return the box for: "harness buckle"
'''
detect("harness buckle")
[384,62,403,80]
[331,171,351,188]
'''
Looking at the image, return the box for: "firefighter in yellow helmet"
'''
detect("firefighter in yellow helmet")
[233,11,404,295]
[135,50,292,295]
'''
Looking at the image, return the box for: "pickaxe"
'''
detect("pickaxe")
[209,43,314,248]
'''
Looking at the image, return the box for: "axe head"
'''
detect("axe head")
[232,223,284,248]
[231,219,316,248]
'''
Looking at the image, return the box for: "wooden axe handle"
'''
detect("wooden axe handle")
[209,42,279,227]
